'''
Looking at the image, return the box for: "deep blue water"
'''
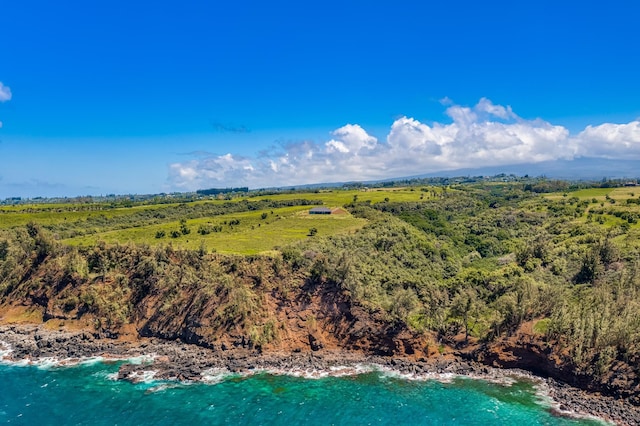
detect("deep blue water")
[0,362,604,425]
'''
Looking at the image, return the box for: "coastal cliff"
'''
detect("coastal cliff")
[4,184,640,424]
[1,243,639,409]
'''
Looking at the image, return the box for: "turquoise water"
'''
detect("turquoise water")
[0,362,603,425]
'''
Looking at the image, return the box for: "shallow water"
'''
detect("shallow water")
[0,362,604,425]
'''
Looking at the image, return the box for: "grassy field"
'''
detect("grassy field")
[1,187,434,254]
[64,205,367,254]
[249,187,432,205]
[542,186,640,233]
[545,186,639,201]
[0,206,157,228]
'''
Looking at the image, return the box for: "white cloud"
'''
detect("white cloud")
[576,121,640,159]
[387,116,448,152]
[325,140,350,153]
[474,97,515,120]
[168,154,256,189]
[167,98,640,190]
[325,124,378,154]
[0,82,11,102]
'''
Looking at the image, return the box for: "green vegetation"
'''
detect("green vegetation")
[3,180,640,380]
[0,188,424,253]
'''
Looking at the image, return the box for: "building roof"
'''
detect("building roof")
[309,207,332,213]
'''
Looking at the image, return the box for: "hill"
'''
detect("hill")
[2,181,640,407]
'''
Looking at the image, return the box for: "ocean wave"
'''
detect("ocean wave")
[374,365,459,383]
[0,339,156,370]
[125,369,158,384]
[548,404,612,426]
[262,363,375,380]
[201,367,233,384]
[0,340,13,360]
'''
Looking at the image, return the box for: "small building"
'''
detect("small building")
[309,207,332,215]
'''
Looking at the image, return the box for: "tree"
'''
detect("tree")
[451,289,481,343]
[0,240,8,261]
[574,248,602,284]
[180,219,190,235]
[308,227,318,237]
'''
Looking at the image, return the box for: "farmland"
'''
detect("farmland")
[0,187,432,254]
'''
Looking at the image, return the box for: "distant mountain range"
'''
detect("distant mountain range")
[4,158,638,201]
[279,157,640,190]
[412,157,639,180]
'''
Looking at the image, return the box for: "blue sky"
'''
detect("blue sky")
[1,1,639,197]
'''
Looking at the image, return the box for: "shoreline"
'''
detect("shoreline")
[1,324,638,425]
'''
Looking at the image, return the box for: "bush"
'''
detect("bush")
[197,225,211,235]
[179,219,190,235]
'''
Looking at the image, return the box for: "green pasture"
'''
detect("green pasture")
[62,205,367,254]
[0,207,158,229]
[249,187,434,205]
[0,186,449,253]
[541,186,640,231]
[0,187,430,231]
[545,187,639,201]
[545,188,612,200]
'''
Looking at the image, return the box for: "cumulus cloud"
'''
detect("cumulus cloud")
[575,121,640,159]
[167,98,640,190]
[325,124,378,154]
[474,97,516,120]
[168,153,256,189]
[0,82,11,102]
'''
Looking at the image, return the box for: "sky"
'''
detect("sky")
[1,1,639,198]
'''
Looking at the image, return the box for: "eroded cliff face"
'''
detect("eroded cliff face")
[476,322,640,405]
[1,244,639,405]
[0,247,432,360]
[120,271,431,358]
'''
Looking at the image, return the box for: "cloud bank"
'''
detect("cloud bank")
[169,98,640,190]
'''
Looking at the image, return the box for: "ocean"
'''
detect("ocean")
[0,360,604,425]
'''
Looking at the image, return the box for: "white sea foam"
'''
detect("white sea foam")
[201,367,231,384]
[328,363,376,377]
[373,365,458,383]
[0,342,156,370]
[105,372,119,381]
[144,382,185,393]
[247,363,476,383]
[125,354,157,365]
[373,365,611,425]
[514,374,613,425]
[125,369,158,383]
[200,367,253,384]
[258,363,375,380]
[200,363,378,384]
[548,403,613,426]
[0,340,14,360]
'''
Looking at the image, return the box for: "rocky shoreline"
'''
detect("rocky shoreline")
[0,325,638,425]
